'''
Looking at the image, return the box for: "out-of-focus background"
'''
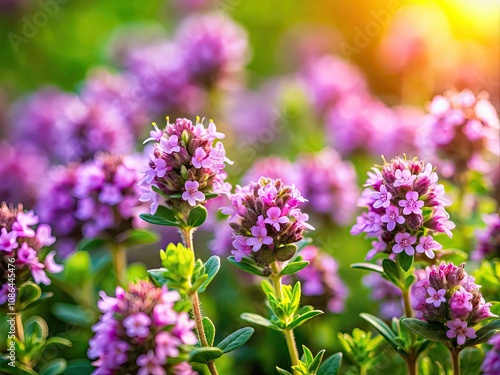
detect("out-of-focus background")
[0,0,498,374]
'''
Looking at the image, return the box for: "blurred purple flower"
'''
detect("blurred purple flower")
[481,333,500,375]
[363,272,403,319]
[471,214,500,261]
[243,156,304,192]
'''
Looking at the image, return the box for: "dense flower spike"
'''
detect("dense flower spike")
[293,246,348,313]
[140,117,231,215]
[481,333,500,375]
[223,177,312,267]
[89,281,198,374]
[411,262,496,346]
[297,148,358,226]
[176,13,249,88]
[351,156,455,260]
[423,89,500,175]
[0,203,62,305]
[471,214,500,261]
[38,154,145,257]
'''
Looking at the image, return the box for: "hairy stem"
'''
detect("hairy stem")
[15,312,24,343]
[111,243,127,286]
[270,262,300,375]
[180,227,219,375]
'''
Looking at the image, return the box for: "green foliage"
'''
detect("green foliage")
[140,205,180,227]
[216,327,254,354]
[459,347,484,375]
[401,319,448,343]
[277,346,327,375]
[350,262,384,274]
[337,328,384,370]
[228,256,268,277]
[117,229,159,247]
[187,205,208,228]
[17,282,52,312]
[317,352,342,375]
[202,317,216,347]
[280,261,310,276]
[188,347,224,364]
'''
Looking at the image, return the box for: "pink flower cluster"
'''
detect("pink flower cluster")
[140,117,231,215]
[223,177,313,267]
[0,203,62,305]
[411,263,496,346]
[351,156,455,260]
[471,214,500,261]
[294,246,348,313]
[38,154,144,257]
[89,281,198,375]
[424,89,499,175]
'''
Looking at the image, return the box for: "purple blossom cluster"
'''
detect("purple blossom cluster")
[297,148,358,226]
[124,13,248,116]
[294,246,348,313]
[351,156,455,260]
[0,203,62,305]
[140,117,231,215]
[471,214,500,261]
[411,263,496,346]
[423,89,500,175]
[362,272,403,319]
[223,177,313,267]
[38,154,144,257]
[482,333,500,375]
[10,87,133,163]
[89,281,197,375]
[0,141,49,208]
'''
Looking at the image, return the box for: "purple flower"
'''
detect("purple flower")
[449,287,473,319]
[415,235,442,259]
[399,191,424,215]
[446,319,476,345]
[471,214,500,261]
[0,228,18,253]
[371,185,392,208]
[394,169,417,188]
[481,334,500,374]
[425,287,446,307]
[224,178,312,266]
[381,205,405,231]
[90,281,197,374]
[144,123,163,144]
[182,181,205,207]
[140,118,231,215]
[393,233,416,256]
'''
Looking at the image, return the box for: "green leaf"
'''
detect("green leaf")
[382,259,403,287]
[18,282,42,311]
[401,318,449,342]
[187,205,208,228]
[139,213,179,227]
[77,237,107,252]
[280,261,310,276]
[317,352,342,375]
[460,347,484,375]
[39,358,67,375]
[276,367,293,375]
[287,310,323,330]
[397,252,413,272]
[45,337,72,348]
[63,251,92,287]
[360,313,402,355]
[197,256,220,293]
[156,205,179,221]
[202,317,216,346]
[351,262,384,274]
[118,229,159,247]
[465,318,500,346]
[51,302,95,325]
[240,313,282,331]
[228,256,265,277]
[217,327,254,353]
[188,347,223,364]
[190,274,209,294]
[436,249,468,264]
[309,349,326,373]
[126,262,148,282]
[148,268,168,286]
[405,275,416,289]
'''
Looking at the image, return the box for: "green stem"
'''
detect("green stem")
[15,312,24,343]
[180,227,219,375]
[451,348,461,375]
[270,262,300,375]
[402,287,413,318]
[111,243,127,286]
[360,366,367,375]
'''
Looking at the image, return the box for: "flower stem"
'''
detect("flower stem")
[111,243,127,286]
[360,366,367,375]
[270,261,300,375]
[15,312,24,342]
[451,348,461,375]
[180,227,219,375]
[402,287,413,318]
[406,357,417,375]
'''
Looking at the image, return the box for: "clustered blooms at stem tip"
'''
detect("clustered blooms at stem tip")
[140,117,232,215]
[37,154,145,257]
[0,203,63,305]
[351,156,455,260]
[223,177,313,270]
[89,281,198,375]
[412,263,497,346]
